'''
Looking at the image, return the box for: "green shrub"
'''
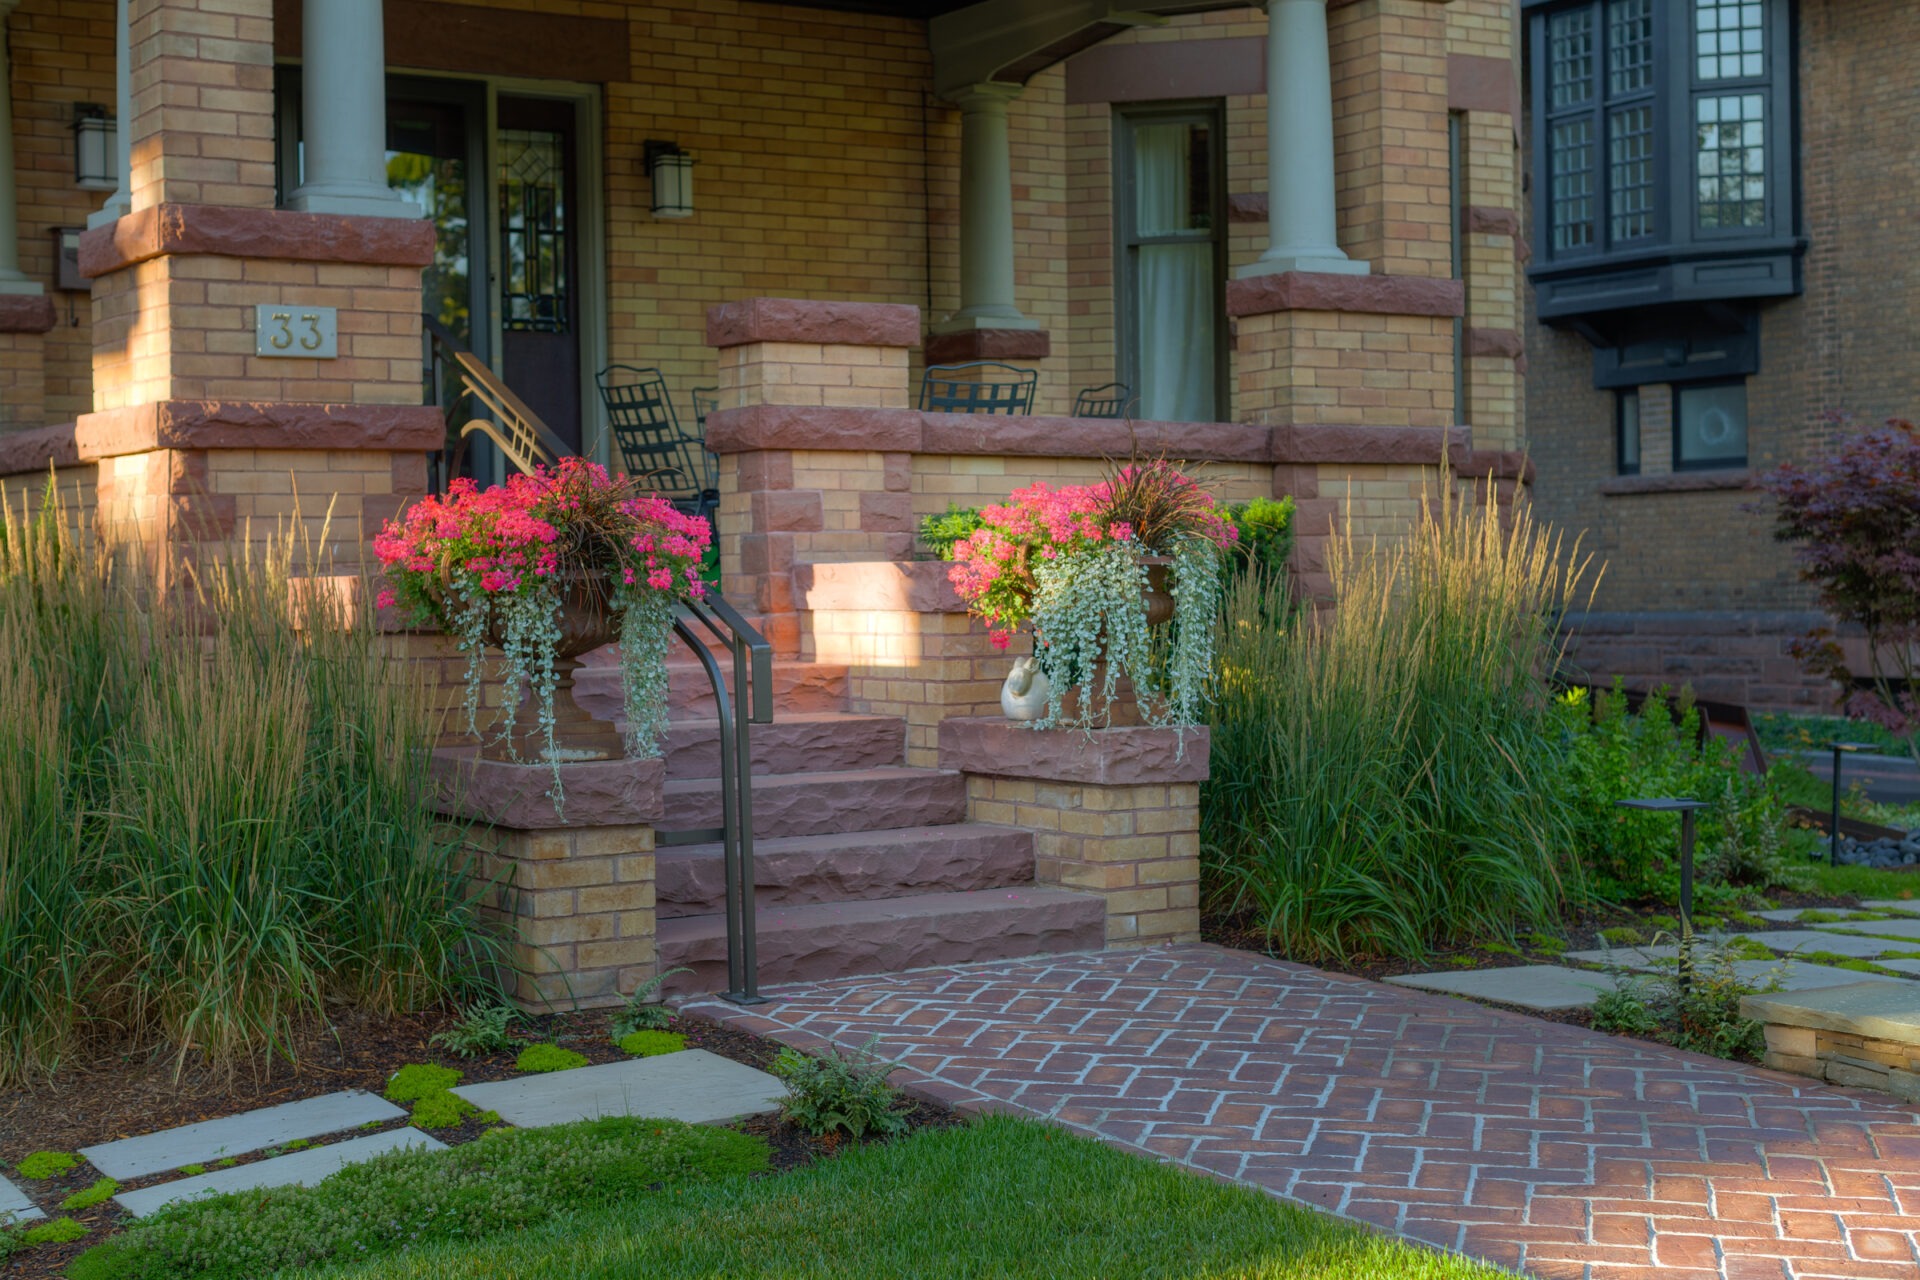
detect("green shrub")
[60,1179,118,1211]
[1557,684,1804,904]
[771,1037,908,1140]
[617,1030,687,1057]
[16,1151,76,1179]
[65,1117,769,1280]
[1223,496,1295,579]
[384,1063,462,1102]
[0,487,506,1085]
[429,1004,523,1058]
[24,1217,88,1246]
[177,1166,205,1178]
[917,503,985,560]
[610,966,689,1040]
[1590,985,1661,1037]
[1588,939,1775,1061]
[515,1044,588,1073]
[1202,493,1590,961]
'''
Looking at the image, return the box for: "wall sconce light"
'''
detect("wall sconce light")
[73,104,117,191]
[645,141,694,219]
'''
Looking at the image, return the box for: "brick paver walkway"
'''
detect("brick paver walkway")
[685,944,1920,1280]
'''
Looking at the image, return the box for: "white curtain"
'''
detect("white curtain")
[1133,123,1215,423]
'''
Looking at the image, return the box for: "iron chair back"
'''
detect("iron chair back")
[919,361,1038,415]
[691,386,720,434]
[1073,382,1130,419]
[597,364,720,521]
[454,350,569,476]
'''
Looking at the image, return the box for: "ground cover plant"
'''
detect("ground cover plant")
[65,1117,769,1280]
[1589,939,1776,1061]
[0,488,500,1085]
[771,1037,908,1140]
[1203,493,1592,960]
[292,1116,1511,1280]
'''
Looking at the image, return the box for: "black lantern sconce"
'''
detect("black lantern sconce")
[645,141,694,219]
[73,104,117,192]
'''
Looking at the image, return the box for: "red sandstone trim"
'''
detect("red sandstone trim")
[706,405,923,454]
[430,751,665,830]
[705,298,921,350]
[73,402,446,458]
[1448,53,1517,116]
[1599,469,1753,496]
[939,717,1211,786]
[275,0,632,85]
[707,404,1272,463]
[78,204,436,278]
[1227,193,1267,224]
[0,293,56,333]
[1466,327,1524,359]
[1455,449,1536,484]
[1269,424,1471,467]
[0,422,82,475]
[794,560,965,614]
[1225,272,1465,319]
[1464,205,1522,238]
[1064,35,1264,105]
[923,328,1052,364]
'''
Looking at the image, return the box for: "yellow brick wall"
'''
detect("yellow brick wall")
[807,607,1005,767]
[911,453,1271,524]
[127,0,276,212]
[1237,310,1456,428]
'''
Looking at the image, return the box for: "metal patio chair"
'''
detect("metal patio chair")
[1073,382,1130,419]
[918,361,1038,415]
[596,364,720,523]
[691,386,720,434]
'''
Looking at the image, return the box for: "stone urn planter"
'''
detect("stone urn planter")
[485,575,626,764]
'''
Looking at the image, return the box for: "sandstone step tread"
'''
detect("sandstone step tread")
[660,712,904,781]
[1741,980,1920,1043]
[660,766,968,839]
[658,822,1034,916]
[658,885,1108,993]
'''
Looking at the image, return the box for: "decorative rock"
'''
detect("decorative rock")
[0,1171,45,1223]
[1382,965,1623,1012]
[80,1090,407,1180]
[1832,835,1920,870]
[450,1049,784,1129]
[113,1129,444,1218]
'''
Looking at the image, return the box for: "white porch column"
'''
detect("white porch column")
[286,0,416,217]
[1237,0,1368,278]
[83,0,131,231]
[0,1,35,292]
[934,82,1036,334]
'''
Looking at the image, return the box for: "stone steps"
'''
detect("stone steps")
[657,823,1034,918]
[656,886,1108,994]
[659,712,903,781]
[660,766,968,840]
[574,656,850,719]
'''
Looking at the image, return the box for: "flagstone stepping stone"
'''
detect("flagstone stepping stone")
[1753,908,1885,923]
[1876,958,1920,977]
[1382,965,1623,1011]
[1814,917,1920,942]
[81,1089,406,1180]
[1860,899,1920,915]
[0,1172,45,1224]
[1564,943,1688,970]
[450,1048,785,1128]
[1734,929,1901,959]
[1737,960,1909,992]
[114,1129,443,1219]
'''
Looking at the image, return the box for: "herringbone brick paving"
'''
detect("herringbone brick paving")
[684,944,1920,1280]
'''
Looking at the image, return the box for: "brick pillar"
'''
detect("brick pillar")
[431,754,663,1012]
[941,718,1206,948]
[705,298,919,614]
[0,297,54,430]
[126,0,277,212]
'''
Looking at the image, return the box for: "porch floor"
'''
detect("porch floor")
[683,943,1920,1280]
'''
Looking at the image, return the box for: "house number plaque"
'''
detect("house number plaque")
[254,304,339,359]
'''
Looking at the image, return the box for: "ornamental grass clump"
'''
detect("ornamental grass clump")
[1203,490,1594,961]
[0,482,502,1086]
[373,457,711,797]
[946,458,1235,730]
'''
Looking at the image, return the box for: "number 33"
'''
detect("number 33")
[266,312,325,351]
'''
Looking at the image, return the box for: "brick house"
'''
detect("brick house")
[0,0,1533,1001]
[1522,0,1918,712]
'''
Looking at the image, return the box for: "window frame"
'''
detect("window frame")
[1670,377,1750,471]
[1616,388,1642,474]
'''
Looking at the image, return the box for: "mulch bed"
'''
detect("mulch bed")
[0,1004,955,1280]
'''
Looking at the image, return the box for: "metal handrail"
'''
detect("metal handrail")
[660,594,772,1004]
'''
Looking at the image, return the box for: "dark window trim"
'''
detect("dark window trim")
[1616,388,1642,474]
[1670,377,1750,471]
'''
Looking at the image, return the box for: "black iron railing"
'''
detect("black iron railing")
[661,594,773,1005]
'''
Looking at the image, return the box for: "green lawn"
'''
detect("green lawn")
[298,1117,1511,1280]
[1805,861,1920,904]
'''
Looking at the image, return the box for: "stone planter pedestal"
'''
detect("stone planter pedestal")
[938,718,1208,947]
[431,752,664,1012]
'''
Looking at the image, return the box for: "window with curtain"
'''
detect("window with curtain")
[1116,110,1223,423]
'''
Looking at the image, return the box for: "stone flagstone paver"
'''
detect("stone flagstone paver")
[1819,917,1920,941]
[114,1129,444,1218]
[80,1089,405,1179]
[0,1171,45,1224]
[1737,928,1905,959]
[450,1049,785,1128]
[1862,900,1920,915]
[1382,964,1621,1011]
[685,944,1920,1280]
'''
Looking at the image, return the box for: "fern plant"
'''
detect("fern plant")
[771,1037,908,1140]
[429,1004,524,1058]
[611,967,690,1040]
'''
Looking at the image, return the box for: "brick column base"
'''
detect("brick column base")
[431,753,663,1012]
[939,718,1208,948]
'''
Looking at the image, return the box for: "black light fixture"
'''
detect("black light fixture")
[644,140,693,219]
[1823,741,1875,867]
[73,104,117,191]
[1616,797,1710,991]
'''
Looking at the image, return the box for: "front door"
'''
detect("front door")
[496,97,583,454]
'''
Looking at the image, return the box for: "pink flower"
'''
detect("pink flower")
[989,630,1011,651]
